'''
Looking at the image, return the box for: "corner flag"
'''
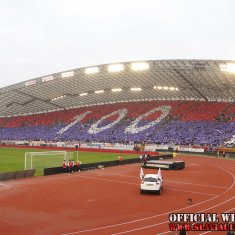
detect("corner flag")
[140,167,144,180]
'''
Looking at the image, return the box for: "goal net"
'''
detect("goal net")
[24,151,68,175]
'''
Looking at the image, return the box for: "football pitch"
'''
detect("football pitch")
[0,147,139,176]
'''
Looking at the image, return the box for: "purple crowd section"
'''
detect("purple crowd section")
[0,101,234,147]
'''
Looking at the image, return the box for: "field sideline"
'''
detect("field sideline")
[0,147,139,175]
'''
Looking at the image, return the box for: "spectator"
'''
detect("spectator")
[143,155,148,166]
[179,228,187,235]
[227,231,234,235]
[62,160,67,173]
[118,155,123,164]
[71,160,74,172]
[147,153,151,160]
[77,160,81,172]
[222,151,226,158]
[68,160,73,174]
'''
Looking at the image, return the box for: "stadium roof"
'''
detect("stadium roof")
[0,59,235,117]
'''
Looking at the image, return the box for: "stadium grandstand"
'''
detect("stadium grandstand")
[0,59,234,150]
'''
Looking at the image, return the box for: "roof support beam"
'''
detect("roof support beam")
[174,69,208,101]
[15,90,65,109]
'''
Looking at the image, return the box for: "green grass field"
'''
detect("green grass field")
[0,147,139,176]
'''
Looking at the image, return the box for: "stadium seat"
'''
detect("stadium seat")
[0,101,234,147]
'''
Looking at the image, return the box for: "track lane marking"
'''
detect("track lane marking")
[76,174,217,196]
[84,171,228,189]
[61,162,235,235]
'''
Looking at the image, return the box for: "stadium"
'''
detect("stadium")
[0,59,234,146]
[0,60,235,235]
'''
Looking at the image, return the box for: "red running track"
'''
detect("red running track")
[0,155,234,235]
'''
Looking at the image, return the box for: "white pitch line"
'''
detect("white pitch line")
[76,175,138,186]
[111,196,235,235]
[199,207,235,235]
[111,220,168,235]
[77,174,217,196]
[61,178,217,235]
[165,180,228,189]
[62,163,235,235]
[200,196,235,213]
[157,231,172,235]
[164,187,217,196]
[85,171,227,189]
[224,207,235,213]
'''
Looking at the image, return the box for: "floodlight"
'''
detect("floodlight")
[85,67,99,74]
[51,95,66,101]
[79,93,88,96]
[61,71,74,78]
[111,88,122,92]
[42,76,54,82]
[131,62,149,71]
[220,63,235,73]
[154,86,178,91]
[95,90,104,94]
[25,80,36,87]
[154,86,163,90]
[130,87,142,91]
[107,64,124,72]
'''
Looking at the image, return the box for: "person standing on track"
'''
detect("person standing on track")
[143,154,148,166]
[222,151,226,158]
[77,160,81,172]
[118,155,123,165]
[62,160,67,173]
[68,160,73,174]
[71,160,74,172]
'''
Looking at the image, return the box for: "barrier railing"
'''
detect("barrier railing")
[0,169,35,181]
[44,154,173,176]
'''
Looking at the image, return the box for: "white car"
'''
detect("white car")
[140,173,163,194]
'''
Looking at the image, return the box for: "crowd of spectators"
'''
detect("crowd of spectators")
[0,101,234,148]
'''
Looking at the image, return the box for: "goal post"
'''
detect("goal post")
[24,151,67,173]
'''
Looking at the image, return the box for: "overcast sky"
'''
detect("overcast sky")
[0,0,234,88]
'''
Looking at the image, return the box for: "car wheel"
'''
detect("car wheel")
[157,189,161,195]
[140,189,145,194]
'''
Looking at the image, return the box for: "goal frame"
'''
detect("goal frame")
[24,151,67,170]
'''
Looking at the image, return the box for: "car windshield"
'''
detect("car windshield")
[144,177,158,182]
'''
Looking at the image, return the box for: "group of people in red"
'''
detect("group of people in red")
[62,159,81,174]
